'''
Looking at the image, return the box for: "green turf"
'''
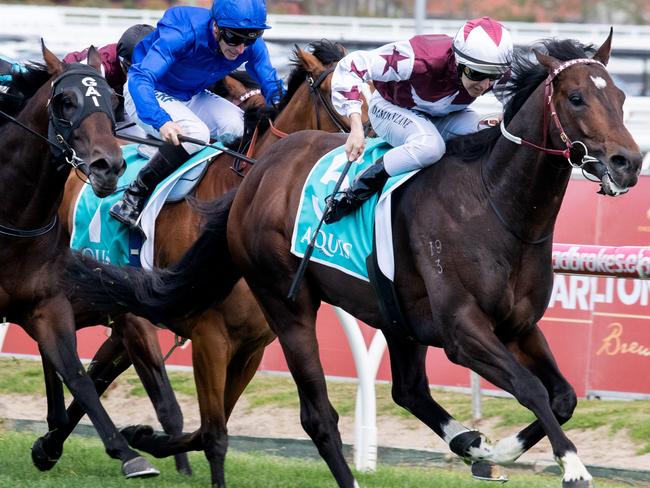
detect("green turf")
[0,430,635,488]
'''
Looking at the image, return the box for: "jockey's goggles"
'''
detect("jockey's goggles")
[218,27,263,47]
[462,65,502,82]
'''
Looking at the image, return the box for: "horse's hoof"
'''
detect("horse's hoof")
[31,437,62,471]
[122,456,160,478]
[562,479,593,488]
[471,460,508,482]
[121,424,154,446]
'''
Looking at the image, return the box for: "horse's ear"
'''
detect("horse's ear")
[86,45,102,72]
[533,49,562,73]
[41,39,64,76]
[295,49,323,77]
[592,27,613,66]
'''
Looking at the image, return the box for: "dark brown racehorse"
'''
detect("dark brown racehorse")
[44,40,366,487]
[0,44,162,477]
[67,34,643,487]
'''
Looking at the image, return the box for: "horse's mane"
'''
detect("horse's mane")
[0,63,50,128]
[446,38,597,161]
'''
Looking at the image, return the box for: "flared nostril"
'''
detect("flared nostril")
[609,154,629,170]
[609,149,643,173]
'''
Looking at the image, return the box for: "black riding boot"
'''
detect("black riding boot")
[323,157,389,224]
[109,144,190,228]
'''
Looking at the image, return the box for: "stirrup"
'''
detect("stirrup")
[109,200,141,228]
[323,196,355,224]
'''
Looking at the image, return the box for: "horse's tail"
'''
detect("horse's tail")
[65,190,241,325]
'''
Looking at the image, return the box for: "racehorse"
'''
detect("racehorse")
[66,33,643,487]
[45,40,367,487]
[0,44,161,477]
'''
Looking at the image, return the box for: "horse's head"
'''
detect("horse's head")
[43,42,125,197]
[534,30,642,196]
[281,41,370,133]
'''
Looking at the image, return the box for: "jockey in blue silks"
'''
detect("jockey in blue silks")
[110,0,285,229]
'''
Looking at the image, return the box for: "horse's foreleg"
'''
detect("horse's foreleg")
[253,287,357,488]
[32,330,130,470]
[383,333,501,478]
[121,314,192,476]
[121,312,229,486]
[223,344,267,419]
[490,325,577,463]
[27,295,158,478]
[190,314,230,488]
[32,354,67,469]
[449,309,591,487]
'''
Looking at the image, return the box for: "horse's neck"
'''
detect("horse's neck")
[482,87,573,241]
[0,103,68,228]
[255,90,315,155]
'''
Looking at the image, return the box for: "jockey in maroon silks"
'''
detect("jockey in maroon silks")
[324,16,514,223]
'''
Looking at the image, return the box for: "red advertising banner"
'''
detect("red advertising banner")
[1,175,649,398]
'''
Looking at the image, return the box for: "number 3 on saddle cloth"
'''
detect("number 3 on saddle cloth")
[71,143,224,269]
[291,138,418,283]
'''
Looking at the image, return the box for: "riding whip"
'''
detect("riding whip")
[114,126,257,165]
[287,158,354,301]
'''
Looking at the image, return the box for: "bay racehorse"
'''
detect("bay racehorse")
[35,67,269,480]
[66,33,643,487]
[0,44,161,477]
[46,40,367,487]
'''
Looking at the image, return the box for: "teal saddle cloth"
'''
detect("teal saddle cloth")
[70,143,223,267]
[290,138,415,281]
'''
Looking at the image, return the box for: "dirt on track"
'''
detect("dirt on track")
[1,382,649,473]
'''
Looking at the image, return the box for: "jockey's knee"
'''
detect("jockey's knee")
[215,117,244,146]
[405,133,446,168]
[179,121,210,154]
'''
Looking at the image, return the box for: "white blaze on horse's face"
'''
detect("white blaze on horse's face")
[590,75,607,90]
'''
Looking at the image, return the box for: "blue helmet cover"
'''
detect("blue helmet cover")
[211,0,270,30]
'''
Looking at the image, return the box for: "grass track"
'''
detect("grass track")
[0,430,636,488]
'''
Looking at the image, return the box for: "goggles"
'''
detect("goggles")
[218,27,263,47]
[462,65,502,82]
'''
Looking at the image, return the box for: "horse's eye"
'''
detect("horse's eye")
[61,95,76,109]
[568,93,584,106]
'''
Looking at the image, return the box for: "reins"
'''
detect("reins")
[0,107,85,172]
[307,66,349,133]
[485,58,605,245]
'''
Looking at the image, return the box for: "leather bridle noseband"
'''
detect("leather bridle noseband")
[0,64,116,238]
[307,66,351,133]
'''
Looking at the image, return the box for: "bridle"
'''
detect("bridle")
[0,63,116,238]
[499,58,603,168]
[485,57,605,245]
[307,65,349,133]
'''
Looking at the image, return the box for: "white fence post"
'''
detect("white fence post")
[334,307,386,471]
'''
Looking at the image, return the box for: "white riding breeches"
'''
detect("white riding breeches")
[368,92,482,176]
[124,81,244,155]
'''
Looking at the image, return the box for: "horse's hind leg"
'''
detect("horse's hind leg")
[121,314,192,476]
[250,285,357,488]
[383,333,504,480]
[449,311,591,487]
[490,325,577,463]
[27,295,158,478]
